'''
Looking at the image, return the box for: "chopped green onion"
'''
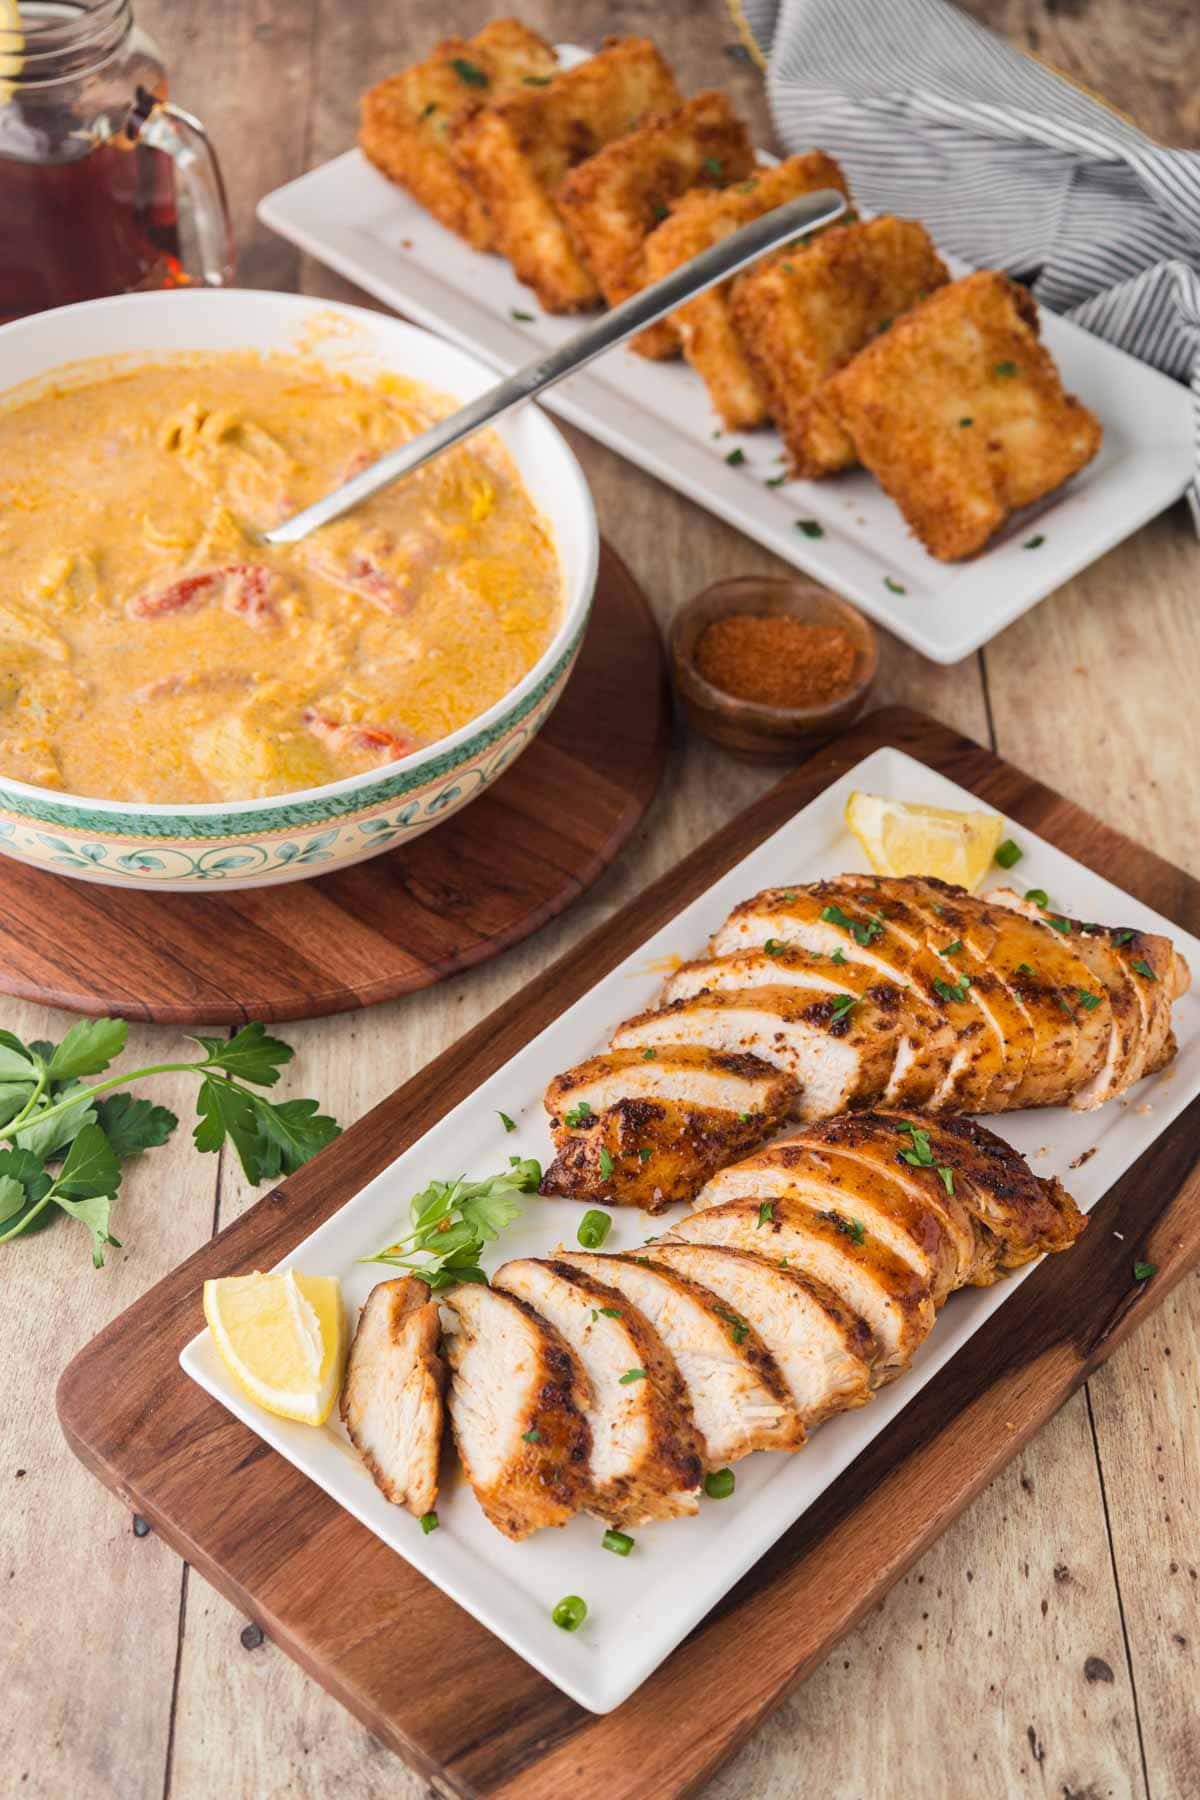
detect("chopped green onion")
[552,1595,588,1631]
[994,839,1023,869]
[1025,889,1049,908]
[578,1208,612,1249]
[1016,962,1036,976]
[602,1529,635,1556]
[599,1305,622,1318]
[704,1468,735,1499]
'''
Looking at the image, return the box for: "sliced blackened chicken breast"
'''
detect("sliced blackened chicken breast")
[442,1282,591,1540]
[795,1111,1087,1275]
[559,1250,803,1460]
[664,1195,935,1381]
[541,1046,796,1211]
[610,985,899,1122]
[648,1241,876,1425]
[493,1258,705,1525]
[341,1277,445,1518]
[695,1138,963,1302]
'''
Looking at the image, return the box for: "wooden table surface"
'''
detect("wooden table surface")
[7,3,1199,1796]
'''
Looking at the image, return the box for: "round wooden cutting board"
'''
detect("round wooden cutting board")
[0,544,670,1024]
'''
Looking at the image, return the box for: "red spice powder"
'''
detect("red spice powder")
[694,613,858,708]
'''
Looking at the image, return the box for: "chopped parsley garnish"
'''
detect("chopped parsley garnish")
[1133,1260,1157,1282]
[994,839,1023,869]
[737,1111,750,1122]
[419,101,438,119]
[820,903,884,946]
[450,57,489,86]
[642,1047,657,1061]
[1132,958,1158,981]
[830,994,857,1021]
[725,447,746,466]
[831,947,847,965]
[931,903,945,916]
[934,975,972,1003]
[599,1306,622,1318]
[1016,962,1036,976]
[1023,535,1046,549]
[899,1123,935,1166]
[522,73,552,85]
[782,890,798,901]
[884,576,906,594]
[939,940,963,957]
[796,519,824,538]
[522,1428,541,1443]
[602,1528,634,1556]
[497,1110,516,1132]
[652,201,670,220]
[1047,916,1072,934]
[510,309,535,323]
[638,1147,652,1164]
[419,1511,439,1534]
[766,472,788,487]
[598,1146,613,1180]
[1112,929,1135,945]
[1025,888,1049,908]
[715,1306,749,1344]
[937,1166,955,1195]
[764,937,786,957]
[824,1210,866,1244]
[958,417,974,427]
[619,1368,647,1384]
[703,155,724,177]
[757,1201,773,1228]
[994,360,1019,376]
[564,1101,594,1128]
[737,178,757,193]
[1076,989,1102,1010]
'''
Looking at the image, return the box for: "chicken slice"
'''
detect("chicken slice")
[990,889,1189,1099]
[695,1139,962,1302]
[834,874,1034,1109]
[341,1277,445,1518]
[540,1046,797,1211]
[610,984,900,1122]
[559,1251,802,1461]
[493,1258,704,1525]
[442,1282,591,1541]
[710,887,957,1106]
[796,1111,1086,1276]
[664,1195,935,1381]
[648,1242,876,1426]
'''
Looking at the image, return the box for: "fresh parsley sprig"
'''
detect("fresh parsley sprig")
[364,1156,541,1290]
[0,1018,339,1267]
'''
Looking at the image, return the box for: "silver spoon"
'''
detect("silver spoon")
[265,188,847,545]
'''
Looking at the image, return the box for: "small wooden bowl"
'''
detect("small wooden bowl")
[670,576,878,762]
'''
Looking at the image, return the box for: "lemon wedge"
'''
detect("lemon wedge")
[845,792,1005,892]
[203,1270,345,1425]
[0,0,24,106]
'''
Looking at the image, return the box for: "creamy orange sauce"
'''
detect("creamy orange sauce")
[0,353,562,802]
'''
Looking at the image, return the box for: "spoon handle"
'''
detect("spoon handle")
[266,187,847,545]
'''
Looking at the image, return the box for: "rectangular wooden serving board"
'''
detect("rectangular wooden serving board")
[57,708,1200,1799]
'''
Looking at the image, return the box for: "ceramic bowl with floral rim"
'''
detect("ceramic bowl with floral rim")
[0,290,598,890]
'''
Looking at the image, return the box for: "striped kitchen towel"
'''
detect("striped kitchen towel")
[732,0,1200,526]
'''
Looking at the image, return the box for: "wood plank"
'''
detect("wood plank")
[56,708,1200,1798]
[0,1011,219,1800]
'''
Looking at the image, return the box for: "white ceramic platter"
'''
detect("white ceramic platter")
[258,49,1193,665]
[182,743,1200,1714]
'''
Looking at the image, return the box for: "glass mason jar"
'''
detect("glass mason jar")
[0,0,233,324]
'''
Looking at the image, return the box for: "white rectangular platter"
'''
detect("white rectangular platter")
[182,744,1200,1714]
[258,47,1193,665]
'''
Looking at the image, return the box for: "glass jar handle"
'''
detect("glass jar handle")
[129,93,235,289]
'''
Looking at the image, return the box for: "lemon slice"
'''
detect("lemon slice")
[204,1270,345,1425]
[845,792,1005,892]
[0,0,24,106]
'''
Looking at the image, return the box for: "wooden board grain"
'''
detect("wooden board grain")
[0,543,669,1026]
[55,708,1200,1798]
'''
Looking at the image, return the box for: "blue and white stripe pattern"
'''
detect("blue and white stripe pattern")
[737,0,1200,525]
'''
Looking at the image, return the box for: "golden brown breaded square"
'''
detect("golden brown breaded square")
[557,91,755,359]
[450,37,682,313]
[731,217,949,476]
[824,271,1103,560]
[359,21,557,252]
[641,153,851,429]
